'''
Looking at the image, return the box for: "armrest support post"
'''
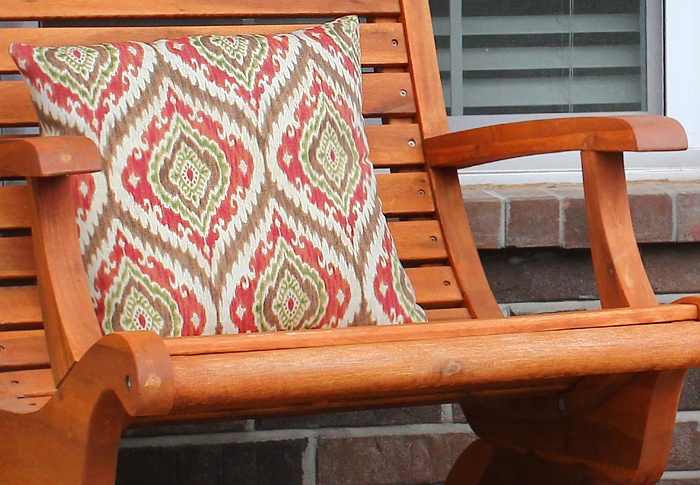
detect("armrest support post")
[581,150,657,308]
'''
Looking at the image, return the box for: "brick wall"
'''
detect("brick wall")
[117,181,700,485]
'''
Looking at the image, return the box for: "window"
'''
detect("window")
[428,0,679,184]
[431,0,660,119]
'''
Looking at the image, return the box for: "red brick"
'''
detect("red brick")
[463,189,505,249]
[628,185,674,243]
[548,186,589,248]
[117,439,308,485]
[480,247,598,303]
[680,368,700,410]
[500,188,560,248]
[668,421,700,471]
[641,243,700,295]
[317,432,475,485]
[674,184,700,242]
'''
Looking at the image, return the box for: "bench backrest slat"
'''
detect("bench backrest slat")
[0,0,505,389]
[0,287,42,331]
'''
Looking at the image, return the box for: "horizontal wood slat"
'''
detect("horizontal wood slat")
[426,307,471,321]
[0,185,30,230]
[0,368,54,399]
[366,124,425,167]
[0,82,34,128]
[390,220,447,262]
[165,304,698,357]
[0,330,50,371]
[406,266,463,308]
[0,237,36,281]
[0,23,407,74]
[0,0,402,21]
[0,286,42,330]
[167,318,700,416]
[363,73,416,117]
[377,172,435,216]
[1,73,416,127]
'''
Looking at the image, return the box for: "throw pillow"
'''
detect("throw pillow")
[11,16,427,336]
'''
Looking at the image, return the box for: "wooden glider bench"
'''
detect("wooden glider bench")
[0,0,698,484]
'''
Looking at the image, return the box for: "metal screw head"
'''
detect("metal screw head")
[125,375,132,391]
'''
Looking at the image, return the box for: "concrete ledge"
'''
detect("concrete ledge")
[464,181,700,249]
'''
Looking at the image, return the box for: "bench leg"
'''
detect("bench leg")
[0,393,128,484]
[446,440,616,485]
[0,332,174,484]
[458,369,686,485]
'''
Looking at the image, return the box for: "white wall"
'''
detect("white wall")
[666,0,700,148]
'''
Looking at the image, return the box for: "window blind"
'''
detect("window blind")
[431,0,647,116]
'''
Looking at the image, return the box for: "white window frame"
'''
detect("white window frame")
[458,0,700,186]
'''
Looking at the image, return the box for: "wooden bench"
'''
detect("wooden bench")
[0,0,697,483]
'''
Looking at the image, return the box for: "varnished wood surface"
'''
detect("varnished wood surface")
[0,286,42,331]
[0,23,407,74]
[425,116,688,169]
[0,73,417,127]
[0,332,173,483]
[0,0,402,21]
[28,177,103,384]
[164,304,697,356]
[166,319,700,416]
[0,137,101,177]
[376,172,435,216]
[0,237,35,280]
[0,0,697,483]
[582,150,657,308]
[0,186,30,230]
[0,330,50,371]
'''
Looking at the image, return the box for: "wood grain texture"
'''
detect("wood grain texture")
[163,303,697,357]
[464,370,687,484]
[0,73,416,127]
[365,124,425,167]
[0,330,49,371]
[0,286,42,330]
[0,332,173,485]
[425,116,688,168]
[581,151,657,308]
[166,320,700,417]
[0,0,402,20]
[400,0,501,318]
[0,0,697,483]
[28,177,102,384]
[0,137,101,177]
[389,220,447,262]
[0,23,407,74]
[376,172,435,216]
[0,237,35,280]
[0,186,30,230]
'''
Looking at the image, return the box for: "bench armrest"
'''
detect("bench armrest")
[425,115,689,310]
[424,115,688,169]
[0,136,101,177]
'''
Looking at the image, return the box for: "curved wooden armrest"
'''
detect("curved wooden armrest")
[0,136,101,177]
[424,115,688,168]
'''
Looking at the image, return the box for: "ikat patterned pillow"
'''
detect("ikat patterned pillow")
[11,16,427,336]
